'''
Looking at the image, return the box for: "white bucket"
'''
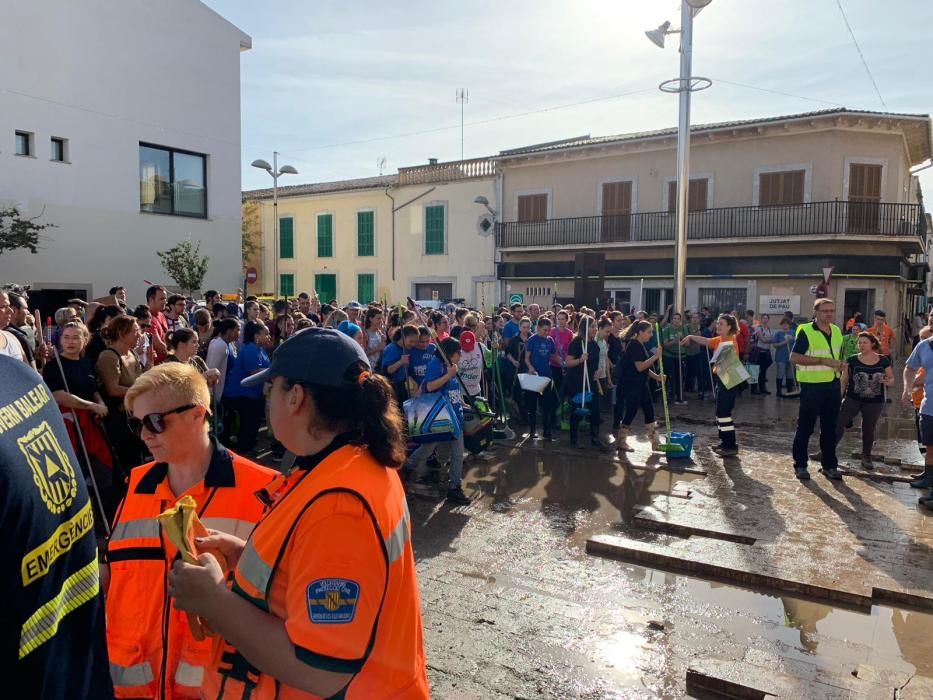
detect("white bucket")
[518,373,551,394]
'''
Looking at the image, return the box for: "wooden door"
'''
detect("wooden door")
[601,181,632,241]
[848,163,882,233]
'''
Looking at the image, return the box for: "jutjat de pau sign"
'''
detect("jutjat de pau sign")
[758,295,800,315]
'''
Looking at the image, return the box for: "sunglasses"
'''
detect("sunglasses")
[128,404,197,436]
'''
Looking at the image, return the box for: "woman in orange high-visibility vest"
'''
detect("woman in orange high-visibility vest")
[105,362,276,698]
[169,328,429,699]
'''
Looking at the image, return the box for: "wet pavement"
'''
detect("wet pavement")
[402,387,933,698]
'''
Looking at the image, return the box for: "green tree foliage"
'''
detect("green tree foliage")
[157,239,210,295]
[0,206,55,255]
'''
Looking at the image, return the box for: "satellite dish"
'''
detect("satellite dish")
[377,156,387,175]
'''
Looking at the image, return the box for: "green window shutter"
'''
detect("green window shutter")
[314,274,337,303]
[279,274,295,297]
[357,211,374,256]
[317,214,333,258]
[279,217,294,259]
[358,274,375,305]
[425,205,445,255]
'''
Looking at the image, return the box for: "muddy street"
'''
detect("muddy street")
[407,393,933,699]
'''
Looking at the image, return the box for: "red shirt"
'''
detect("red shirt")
[150,311,169,363]
[737,321,750,355]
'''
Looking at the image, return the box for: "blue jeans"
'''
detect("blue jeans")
[408,435,465,489]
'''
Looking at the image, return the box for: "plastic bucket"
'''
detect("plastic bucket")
[666,431,694,460]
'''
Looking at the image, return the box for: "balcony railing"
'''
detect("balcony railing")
[398,157,496,185]
[496,200,925,249]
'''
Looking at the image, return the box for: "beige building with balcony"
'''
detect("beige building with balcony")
[243,158,497,307]
[495,108,930,335]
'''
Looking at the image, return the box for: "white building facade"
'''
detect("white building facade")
[0,0,250,314]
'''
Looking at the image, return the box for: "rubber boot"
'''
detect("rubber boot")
[910,467,933,489]
[646,422,661,453]
[616,425,635,452]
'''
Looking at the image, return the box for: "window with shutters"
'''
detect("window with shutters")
[279,274,295,298]
[667,178,708,213]
[358,274,375,305]
[314,274,337,303]
[357,210,374,256]
[600,180,633,241]
[279,217,294,259]
[317,213,333,258]
[759,170,805,206]
[425,204,446,255]
[517,193,548,222]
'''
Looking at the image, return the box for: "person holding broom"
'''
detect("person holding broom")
[565,315,607,450]
[681,314,745,457]
[616,321,663,452]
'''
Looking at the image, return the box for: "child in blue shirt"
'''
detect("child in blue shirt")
[406,337,470,506]
[408,327,437,387]
[381,324,418,406]
[523,317,559,439]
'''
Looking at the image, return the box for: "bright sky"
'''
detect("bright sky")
[204,0,933,198]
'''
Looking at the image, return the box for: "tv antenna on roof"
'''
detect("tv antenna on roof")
[377,156,387,175]
[456,88,469,161]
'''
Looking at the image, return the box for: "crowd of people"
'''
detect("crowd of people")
[4,277,933,698]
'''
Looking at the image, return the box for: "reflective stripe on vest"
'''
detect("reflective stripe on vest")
[797,323,843,383]
[175,660,204,688]
[20,557,99,659]
[236,539,273,603]
[110,517,160,543]
[385,503,411,565]
[202,516,256,541]
[110,660,155,687]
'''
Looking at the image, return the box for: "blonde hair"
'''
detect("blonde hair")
[125,362,211,416]
[813,298,835,311]
[60,321,89,340]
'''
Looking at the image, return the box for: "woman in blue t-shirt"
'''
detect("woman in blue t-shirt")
[523,317,559,440]
[224,320,270,455]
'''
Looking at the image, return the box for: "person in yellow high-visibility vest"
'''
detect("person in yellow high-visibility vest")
[790,298,845,481]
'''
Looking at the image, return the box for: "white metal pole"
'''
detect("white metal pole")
[273,151,279,298]
[673,1,693,315]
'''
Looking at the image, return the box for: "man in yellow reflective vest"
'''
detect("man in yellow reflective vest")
[790,298,845,481]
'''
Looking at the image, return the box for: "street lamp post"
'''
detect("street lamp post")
[646,0,713,314]
[251,153,298,297]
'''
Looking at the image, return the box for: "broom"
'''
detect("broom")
[654,322,685,454]
[571,319,594,415]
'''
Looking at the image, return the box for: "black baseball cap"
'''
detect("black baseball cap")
[241,327,369,388]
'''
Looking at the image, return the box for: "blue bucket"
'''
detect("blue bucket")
[665,431,694,460]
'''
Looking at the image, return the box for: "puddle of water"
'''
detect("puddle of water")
[621,562,933,680]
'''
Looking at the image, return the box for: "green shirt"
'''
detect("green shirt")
[661,324,687,358]
[841,334,860,359]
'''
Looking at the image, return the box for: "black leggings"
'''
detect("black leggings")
[525,387,557,433]
[835,397,884,456]
[621,381,655,427]
[715,377,744,448]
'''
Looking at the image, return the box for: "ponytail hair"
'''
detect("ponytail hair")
[623,320,652,341]
[167,327,197,350]
[287,362,406,469]
[211,318,239,339]
[718,313,739,336]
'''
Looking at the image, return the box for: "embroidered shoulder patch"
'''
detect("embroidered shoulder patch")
[306,578,360,624]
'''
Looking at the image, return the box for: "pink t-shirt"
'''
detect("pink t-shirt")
[550,327,574,368]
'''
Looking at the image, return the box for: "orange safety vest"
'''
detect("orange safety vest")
[105,442,275,699]
[202,437,429,699]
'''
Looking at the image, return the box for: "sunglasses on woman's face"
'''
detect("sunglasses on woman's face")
[128,404,196,436]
